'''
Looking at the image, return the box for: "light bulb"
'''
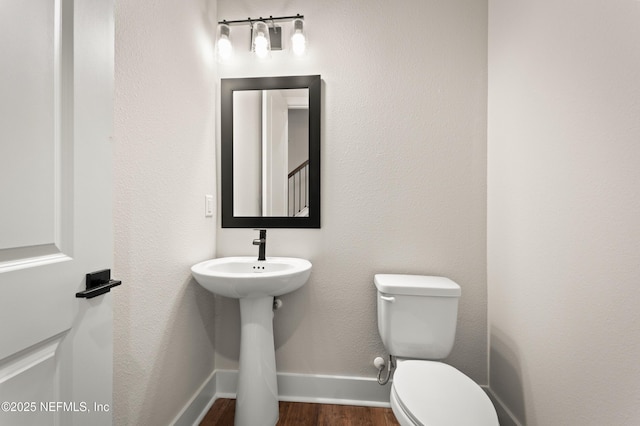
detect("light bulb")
[217,36,232,60]
[252,22,271,59]
[291,32,306,55]
[254,33,269,58]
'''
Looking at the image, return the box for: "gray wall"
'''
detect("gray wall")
[113,0,217,424]
[488,0,640,424]
[216,0,489,383]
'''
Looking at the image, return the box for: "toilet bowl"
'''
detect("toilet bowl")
[390,360,498,426]
[374,274,498,426]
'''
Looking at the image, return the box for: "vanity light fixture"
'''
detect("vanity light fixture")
[216,14,306,60]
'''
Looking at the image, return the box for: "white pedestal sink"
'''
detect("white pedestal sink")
[191,257,312,426]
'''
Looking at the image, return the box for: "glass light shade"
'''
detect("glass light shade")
[291,18,306,56]
[216,23,232,61]
[252,21,271,59]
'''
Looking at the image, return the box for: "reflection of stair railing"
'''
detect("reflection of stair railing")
[288,160,309,217]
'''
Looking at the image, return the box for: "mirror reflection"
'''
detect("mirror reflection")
[233,89,309,217]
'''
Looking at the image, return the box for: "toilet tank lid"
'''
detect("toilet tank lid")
[374,274,461,297]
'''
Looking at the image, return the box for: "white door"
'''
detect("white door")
[0,0,114,425]
[262,90,289,216]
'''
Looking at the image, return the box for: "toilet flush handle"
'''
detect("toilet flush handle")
[380,295,395,303]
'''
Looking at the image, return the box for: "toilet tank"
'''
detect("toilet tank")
[375,274,461,360]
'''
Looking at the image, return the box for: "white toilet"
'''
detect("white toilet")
[375,274,499,426]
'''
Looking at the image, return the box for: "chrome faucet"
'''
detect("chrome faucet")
[253,229,267,261]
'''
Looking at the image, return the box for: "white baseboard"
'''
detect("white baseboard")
[172,369,392,426]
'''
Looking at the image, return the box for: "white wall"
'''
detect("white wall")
[113,0,218,424]
[488,1,640,424]
[216,0,488,384]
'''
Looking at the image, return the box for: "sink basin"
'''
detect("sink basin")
[191,256,312,426]
[191,256,312,298]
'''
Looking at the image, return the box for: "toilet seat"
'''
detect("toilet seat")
[391,360,499,426]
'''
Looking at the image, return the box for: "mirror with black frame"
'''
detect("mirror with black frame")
[221,75,321,228]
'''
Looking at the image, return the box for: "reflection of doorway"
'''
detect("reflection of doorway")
[262,89,309,217]
[262,90,288,216]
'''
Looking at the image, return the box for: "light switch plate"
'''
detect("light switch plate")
[205,195,214,217]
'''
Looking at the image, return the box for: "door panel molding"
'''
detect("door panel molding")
[0,0,74,271]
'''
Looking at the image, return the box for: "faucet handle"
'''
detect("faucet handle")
[253,229,266,244]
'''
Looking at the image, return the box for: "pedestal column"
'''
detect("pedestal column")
[235,296,278,426]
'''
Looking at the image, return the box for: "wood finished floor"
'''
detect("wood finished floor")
[200,398,400,426]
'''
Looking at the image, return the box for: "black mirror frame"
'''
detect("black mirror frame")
[221,75,321,228]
